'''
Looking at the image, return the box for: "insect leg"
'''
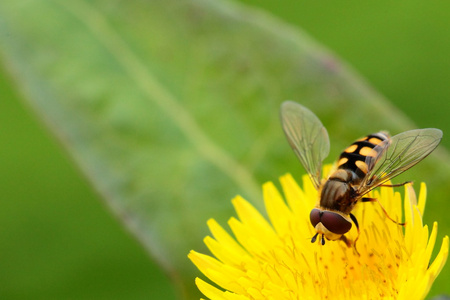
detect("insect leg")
[362,197,406,226]
[380,181,412,188]
[340,235,351,247]
[349,213,360,256]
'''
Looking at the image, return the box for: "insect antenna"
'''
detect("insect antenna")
[311,232,319,243]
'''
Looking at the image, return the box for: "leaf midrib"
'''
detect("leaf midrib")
[56,0,262,203]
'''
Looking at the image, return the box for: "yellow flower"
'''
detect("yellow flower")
[189,171,448,300]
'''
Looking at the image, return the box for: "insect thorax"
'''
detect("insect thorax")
[320,169,355,213]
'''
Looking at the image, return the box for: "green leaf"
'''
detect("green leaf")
[1,0,449,298]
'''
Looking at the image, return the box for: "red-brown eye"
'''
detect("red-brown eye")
[321,211,352,234]
[310,208,321,227]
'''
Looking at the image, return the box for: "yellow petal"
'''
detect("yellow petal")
[190,170,447,299]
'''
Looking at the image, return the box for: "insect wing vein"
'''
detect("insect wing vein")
[280,101,330,189]
[357,128,442,195]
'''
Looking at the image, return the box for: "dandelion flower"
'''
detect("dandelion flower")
[188,171,448,300]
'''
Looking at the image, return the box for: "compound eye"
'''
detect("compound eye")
[310,208,321,227]
[321,211,352,234]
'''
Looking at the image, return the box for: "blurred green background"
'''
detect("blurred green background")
[1,1,449,299]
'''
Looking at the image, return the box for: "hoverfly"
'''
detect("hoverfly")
[280,101,442,247]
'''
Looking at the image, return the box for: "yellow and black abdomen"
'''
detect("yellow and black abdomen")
[337,132,389,181]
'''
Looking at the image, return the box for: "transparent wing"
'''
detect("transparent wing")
[357,128,442,195]
[280,101,330,189]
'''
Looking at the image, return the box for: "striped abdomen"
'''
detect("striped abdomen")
[337,132,389,183]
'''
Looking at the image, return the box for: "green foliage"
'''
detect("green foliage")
[1,0,449,298]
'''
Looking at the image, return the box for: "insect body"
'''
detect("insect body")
[281,101,442,246]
